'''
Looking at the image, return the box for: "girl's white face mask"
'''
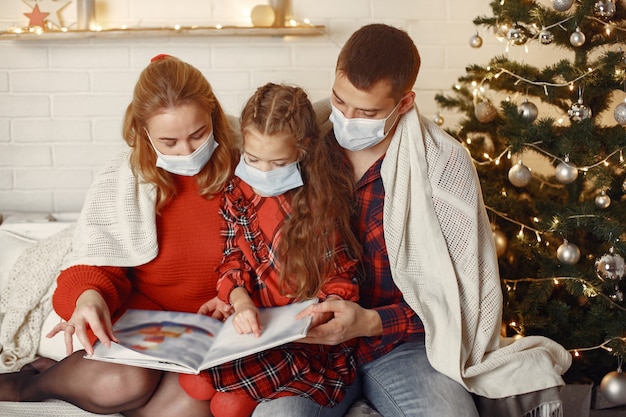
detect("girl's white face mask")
[329,101,401,151]
[234,155,303,197]
[147,130,218,176]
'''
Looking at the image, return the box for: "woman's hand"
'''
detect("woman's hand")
[295,298,382,345]
[197,296,233,321]
[46,289,116,356]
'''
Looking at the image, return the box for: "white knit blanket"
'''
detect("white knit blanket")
[0,225,75,372]
[381,105,572,399]
[61,149,158,269]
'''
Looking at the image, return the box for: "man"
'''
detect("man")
[252,23,570,417]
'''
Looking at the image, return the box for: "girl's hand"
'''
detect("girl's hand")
[232,302,261,337]
[46,289,117,356]
[197,297,233,321]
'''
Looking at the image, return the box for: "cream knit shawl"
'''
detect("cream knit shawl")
[62,149,158,269]
[381,104,572,398]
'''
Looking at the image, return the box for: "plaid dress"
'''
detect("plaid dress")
[209,177,359,406]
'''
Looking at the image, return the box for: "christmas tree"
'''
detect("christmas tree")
[435,0,626,398]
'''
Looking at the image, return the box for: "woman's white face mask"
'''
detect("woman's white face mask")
[146,130,218,176]
[329,101,401,151]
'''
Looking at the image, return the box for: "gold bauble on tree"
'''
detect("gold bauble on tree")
[475,100,497,123]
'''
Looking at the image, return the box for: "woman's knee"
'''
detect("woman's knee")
[85,363,161,410]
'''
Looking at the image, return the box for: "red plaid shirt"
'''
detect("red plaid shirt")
[354,156,425,366]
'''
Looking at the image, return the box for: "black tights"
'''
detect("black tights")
[0,352,212,417]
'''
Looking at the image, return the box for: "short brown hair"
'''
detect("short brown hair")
[336,24,420,100]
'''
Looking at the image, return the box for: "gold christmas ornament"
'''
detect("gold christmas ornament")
[469,33,483,48]
[250,5,276,27]
[475,100,497,123]
[492,227,508,257]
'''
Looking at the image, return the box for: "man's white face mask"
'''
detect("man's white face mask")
[329,101,401,151]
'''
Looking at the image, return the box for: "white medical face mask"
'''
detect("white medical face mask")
[329,101,401,151]
[147,130,218,176]
[234,155,303,197]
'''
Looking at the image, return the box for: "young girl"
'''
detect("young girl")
[179,83,362,417]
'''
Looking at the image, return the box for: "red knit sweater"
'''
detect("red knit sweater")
[53,176,223,329]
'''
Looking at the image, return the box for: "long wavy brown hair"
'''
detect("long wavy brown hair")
[240,83,361,299]
[122,55,239,212]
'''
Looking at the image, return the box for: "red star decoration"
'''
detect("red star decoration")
[24,4,50,27]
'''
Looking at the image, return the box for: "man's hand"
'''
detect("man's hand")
[295,298,382,345]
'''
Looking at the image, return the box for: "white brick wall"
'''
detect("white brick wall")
[0,0,530,212]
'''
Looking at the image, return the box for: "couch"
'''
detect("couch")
[0,211,381,417]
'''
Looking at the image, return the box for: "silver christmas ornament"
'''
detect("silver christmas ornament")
[600,370,626,405]
[518,99,539,123]
[557,240,581,265]
[507,24,529,45]
[555,158,578,184]
[539,29,554,45]
[568,98,592,122]
[492,228,508,257]
[594,0,617,20]
[475,100,497,123]
[552,0,574,12]
[595,190,612,209]
[433,113,444,126]
[508,161,532,187]
[570,27,586,47]
[595,248,625,282]
[622,178,626,193]
[614,100,626,126]
[469,33,483,48]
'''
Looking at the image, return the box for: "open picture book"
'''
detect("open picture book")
[86,298,317,374]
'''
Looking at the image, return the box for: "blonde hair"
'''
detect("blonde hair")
[241,83,361,299]
[122,55,239,212]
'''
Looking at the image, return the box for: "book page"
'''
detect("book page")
[90,309,224,373]
[201,298,317,369]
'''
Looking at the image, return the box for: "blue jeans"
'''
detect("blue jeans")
[251,341,479,417]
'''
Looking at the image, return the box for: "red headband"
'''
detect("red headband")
[151,54,171,63]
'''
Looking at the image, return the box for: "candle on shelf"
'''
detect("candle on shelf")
[77,0,96,30]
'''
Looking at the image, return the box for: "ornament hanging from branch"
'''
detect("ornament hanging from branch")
[469,32,483,48]
[568,97,592,122]
[593,0,617,20]
[595,190,612,209]
[600,357,626,406]
[475,100,497,123]
[508,160,532,187]
[595,247,625,282]
[570,27,586,47]
[554,156,578,184]
[552,0,574,12]
[557,239,581,265]
[518,98,538,123]
[507,23,529,46]
[539,28,554,45]
[615,99,626,126]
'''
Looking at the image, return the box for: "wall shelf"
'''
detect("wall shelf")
[0,25,326,41]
